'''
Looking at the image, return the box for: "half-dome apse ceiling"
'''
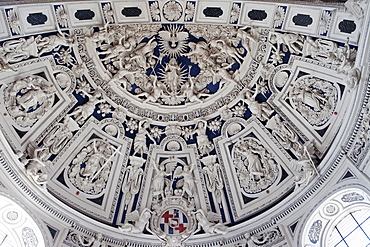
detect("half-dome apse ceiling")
[0,0,369,246]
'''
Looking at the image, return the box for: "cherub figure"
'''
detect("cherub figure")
[194,209,228,235]
[24,142,51,186]
[290,146,319,187]
[119,209,152,234]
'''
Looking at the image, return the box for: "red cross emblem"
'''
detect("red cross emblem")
[159,208,188,235]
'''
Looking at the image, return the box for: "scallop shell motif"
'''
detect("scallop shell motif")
[274,71,289,88]
[167,140,181,151]
[105,124,118,136]
[227,122,242,136]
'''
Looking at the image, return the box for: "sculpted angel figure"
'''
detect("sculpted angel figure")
[233,26,260,56]
[194,209,228,235]
[108,63,139,90]
[174,163,196,198]
[69,89,105,125]
[133,120,156,156]
[187,41,210,64]
[119,209,152,234]
[211,66,238,89]
[269,32,304,55]
[210,39,244,64]
[187,120,214,156]
[152,162,171,199]
[142,74,165,104]
[130,37,157,70]
[290,146,319,187]
[36,31,75,56]
[243,85,273,121]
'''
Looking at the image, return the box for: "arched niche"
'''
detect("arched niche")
[0,194,46,247]
[301,187,370,246]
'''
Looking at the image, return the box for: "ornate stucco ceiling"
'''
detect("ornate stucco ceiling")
[0,0,369,247]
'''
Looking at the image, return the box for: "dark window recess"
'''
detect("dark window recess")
[26,12,47,25]
[247,9,267,21]
[339,19,356,34]
[121,7,142,17]
[292,14,313,27]
[203,7,223,18]
[75,9,95,20]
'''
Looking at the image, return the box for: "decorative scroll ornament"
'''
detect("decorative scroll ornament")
[43,116,79,155]
[4,76,56,127]
[243,228,283,247]
[341,192,364,202]
[232,137,279,194]
[308,220,322,244]
[22,227,38,247]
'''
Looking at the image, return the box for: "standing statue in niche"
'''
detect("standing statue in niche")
[151,162,171,200]
[133,120,156,156]
[119,209,152,234]
[290,146,318,187]
[290,146,319,187]
[201,155,224,204]
[194,209,228,235]
[122,156,145,206]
